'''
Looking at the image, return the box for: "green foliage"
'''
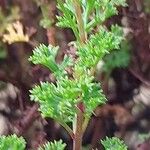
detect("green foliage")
[83,0,126,32]
[30,71,106,122]
[38,140,66,150]
[0,135,66,150]
[29,0,126,123]
[77,25,123,68]
[30,0,127,149]
[56,0,79,40]
[101,137,128,150]
[30,0,126,134]
[0,134,26,150]
[102,40,131,73]
[57,0,126,36]
[29,44,72,78]
[29,44,59,72]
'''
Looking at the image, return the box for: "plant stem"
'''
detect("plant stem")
[57,119,75,139]
[73,103,84,150]
[73,0,87,44]
[72,1,88,149]
[41,0,57,45]
[82,116,90,134]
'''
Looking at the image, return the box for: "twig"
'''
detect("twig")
[129,68,150,86]
[73,0,87,44]
[16,103,39,135]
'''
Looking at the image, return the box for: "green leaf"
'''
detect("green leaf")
[56,0,79,40]
[30,72,106,122]
[29,44,59,72]
[38,140,66,150]
[29,0,127,144]
[102,40,131,73]
[0,134,26,150]
[29,44,73,78]
[30,79,77,122]
[77,25,123,68]
[101,137,128,150]
[85,0,127,32]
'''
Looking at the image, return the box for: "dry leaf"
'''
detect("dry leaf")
[3,21,29,44]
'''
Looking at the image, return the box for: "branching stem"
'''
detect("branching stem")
[57,119,75,139]
[72,1,89,149]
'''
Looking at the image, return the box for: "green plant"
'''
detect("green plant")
[38,140,66,150]
[29,0,127,149]
[0,134,66,150]
[0,0,128,149]
[102,40,131,76]
[101,137,128,150]
[0,134,26,150]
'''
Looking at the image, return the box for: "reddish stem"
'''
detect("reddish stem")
[73,103,84,150]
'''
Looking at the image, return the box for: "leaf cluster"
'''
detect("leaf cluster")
[0,135,66,150]
[0,134,26,150]
[57,0,126,36]
[101,137,128,150]
[29,0,126,136]
[102,40,131,74]
[30,67,106,122]
[77,25,123,68]
[29,44,72,78]
[38,140,66,150]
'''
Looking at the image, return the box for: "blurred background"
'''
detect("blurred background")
[0,0,149,149]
